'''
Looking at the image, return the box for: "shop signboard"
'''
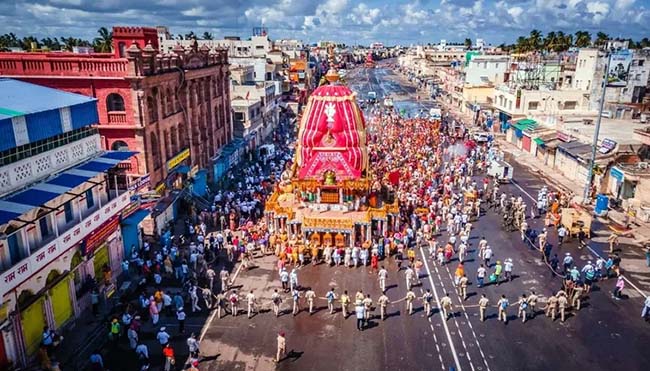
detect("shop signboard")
[166,148,190,172]
[599,138,617,154]
[128,174,151,192]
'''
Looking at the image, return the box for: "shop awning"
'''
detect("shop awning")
[512,119,538,131]
[0,150,138,225]
[533,138,545,146]
[121,209,150,226]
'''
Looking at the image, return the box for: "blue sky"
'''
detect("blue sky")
[1,0,649,45]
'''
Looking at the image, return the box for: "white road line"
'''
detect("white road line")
[420,245,463,371]
[510,179,536,202]
[199,308,218,342]
[514,177,649,299]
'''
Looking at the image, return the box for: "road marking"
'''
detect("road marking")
[420,245,463,371]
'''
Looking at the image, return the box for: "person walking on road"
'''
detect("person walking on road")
[305,288,316,314]
[504,258,514,282]
[378,292,390,320]
[458,274,469,300]
[608,233,619,254]
[527,291,539,318]
[229,290,240,317]
[290,269,299,291]
[378,266,388,292]
[280,268,289,292]
[612,275,625,300]
[271,289,282,317]
[642,295,650,320]
[275,331,287,363]
[246,290,257,318]
[493,260,503,285]
[517,294,528,323]
[476,264,487,288]
[406,289,417,315]
[340,290,351,318]
[558,292,569,322]
[157,327,170,348]
[292,288,301,315]
[405,266,415,291]
[497,295,509,323]
[478,294,489,322]
[440,293,453,320]
[422,289,433,317]
[162,343,175,371]
[176,307,186,334]
[363,294,373,320]
[326,287,337,314]
[187,333,200,359]
[546,295,558,320]
[355,301,366,331]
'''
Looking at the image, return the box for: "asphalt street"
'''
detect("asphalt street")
[195,64,650,371]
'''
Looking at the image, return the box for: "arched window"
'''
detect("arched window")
[118,42,126,58]
[178,122,187,149]
[166,87,174,115]
[111,140,129,151]
[170,126,178,154]
[150,133,161,169]
[147,95,158,122]
[106,93,125,112]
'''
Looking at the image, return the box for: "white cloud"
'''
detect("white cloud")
[586,1,610,23]
[507,6,524,18]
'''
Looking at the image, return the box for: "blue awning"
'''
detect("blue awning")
[121,209,150,226]
[0,150,138,226]
[176,165,191,174]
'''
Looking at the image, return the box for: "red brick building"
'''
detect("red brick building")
[0,26,232,187]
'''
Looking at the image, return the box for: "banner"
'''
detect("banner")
[607,50,632,87]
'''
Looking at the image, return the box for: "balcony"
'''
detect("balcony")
[107,111,128,124]
[0,190,132,299]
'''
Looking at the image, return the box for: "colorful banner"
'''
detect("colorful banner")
[607,50,632,87]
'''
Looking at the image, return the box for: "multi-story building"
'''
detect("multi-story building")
[157,26,273,58]
[0,80,135,367]
[464,55,509,86]
[0,26,233,189]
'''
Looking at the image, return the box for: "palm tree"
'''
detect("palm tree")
[202,32,213,40]
[93,27,113,53]
[543,31,556,52]
[20,36,40,51]
[574,31,591,48]
[185,31,196,40]
[528,29,542,51]
[464,38,472,50]
[40,37,62,51]
[515,36,529,53]
[595,32,609,47]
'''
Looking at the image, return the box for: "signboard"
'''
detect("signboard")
[82,215,120,256]
[166,148,190,171]
[607,50,632,87]
[599,138,617,154]
[0,193,131,299]
[610,166,624,182]
[128,174,151,192]
[155,182,166,195]
[557,132,573,142]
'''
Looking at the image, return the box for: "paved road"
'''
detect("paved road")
[196,65,650,371]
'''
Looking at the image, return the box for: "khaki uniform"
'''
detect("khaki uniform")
[571,287,584,311]
[363,297,373,320]
[458,277,469,300]
[527,294,538,317]
[558,295,568,322]
[406,291,417,315]
[305,290,316,314]
[440,296,453,319]
[340,295,350,317]
[378,295,389,320]
[546,296,558,320]
[478,297,489,321]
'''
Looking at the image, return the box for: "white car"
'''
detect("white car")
[473,132,490,143]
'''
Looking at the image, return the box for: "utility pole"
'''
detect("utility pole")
[582,49,613,204]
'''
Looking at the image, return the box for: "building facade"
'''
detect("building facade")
[0,26,233,188]
[0,80,135,367]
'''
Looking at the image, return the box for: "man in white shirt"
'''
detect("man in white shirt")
[156,327,170,347]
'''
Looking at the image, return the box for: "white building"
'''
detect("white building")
[464,55,509,86]
[157,26,273,57]
[0,80,135,367]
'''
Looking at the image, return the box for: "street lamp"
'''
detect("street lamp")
[582,48,616,204]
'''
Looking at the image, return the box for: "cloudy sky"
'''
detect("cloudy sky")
[1,0,649,45]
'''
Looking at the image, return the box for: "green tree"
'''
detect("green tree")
[464,38,472,49]
[515,36,529,53]
[185,31,196,40]
[93,27,113,53]
[574,31,592,48]
[20,36,40,51]
[528,29,542,51]
[202,32,213,40]
[595,32,609,47]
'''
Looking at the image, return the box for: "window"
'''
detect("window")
[564,101,577,110]
[106,93,125,112]
[8,232,22,265]
[150,133,161,169]
[639,60,645,67]
[528,101,539,110]
[64,201,74,223]
[39,216,50,239]
[118,42,126,58]
[147,95,158,122]
[85,189,94,209]
[234,112,244,121]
